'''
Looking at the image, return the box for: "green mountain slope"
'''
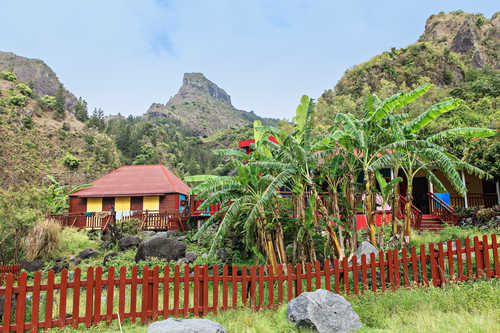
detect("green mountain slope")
[0,72,120,188]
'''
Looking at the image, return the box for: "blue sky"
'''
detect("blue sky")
[0,1,497,119]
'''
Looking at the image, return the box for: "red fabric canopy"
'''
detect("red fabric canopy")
[71,165,190,197]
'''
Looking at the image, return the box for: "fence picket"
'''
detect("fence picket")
[306,263,312,292]
[141,266,149,323]
[232,265,237,309]
[315,261,321,290]
[15,272,27,333]
[267,265,273,309]
[250,266,256,310]
[241,266,247,306]
[342,257,349,295]
[438,242,446,284]
[173,265,179,318]
[213,264,219,314]
[352,256,358,295]
[334,258,340,294]
[492,234,499,277]
[286,264,293,301]
[58,269,68,328]
[93,267,103,325]
[295,264,302,297]
[203,264,209,315]
[474,236,483,279]
[118,267,126,324]
[360,255,367,293]
[184,265,190,318]
[193,265,199,317]
[32,271,41,332]
[455,239,464,281]
[324,259,331,292]
[420,245,428,286]
[222,265,228,311]
[379,251,385,292]
[464,238,473,279]
[401,248,409,287]
[277,265,283,305]
[370,253,376,292]
[84,267,94,328]
[45,270,55,329]
[410,247,418,285]
[106,266,115,325]
[429,244,438,287]
[447,240,454,280]
[130,266,138,323]
[152,266,159,321]
[258,266,264,309]
[482,235,491,278]
[163,266,169,319]
[387,250,394,291]
[2,273,14,333]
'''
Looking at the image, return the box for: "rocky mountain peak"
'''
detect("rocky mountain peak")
[180,72,232,105]
[418,11,499,69]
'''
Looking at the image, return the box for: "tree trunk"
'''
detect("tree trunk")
[404,182,413,245]
[347,173,358,253]
[365,171,377,246]
[392,168,400,236]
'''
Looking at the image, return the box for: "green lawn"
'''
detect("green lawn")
[50,278,500,333]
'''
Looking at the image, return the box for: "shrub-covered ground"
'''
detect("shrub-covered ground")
[49,278,500,333]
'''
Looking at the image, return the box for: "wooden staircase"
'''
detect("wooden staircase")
[420,214,444,232]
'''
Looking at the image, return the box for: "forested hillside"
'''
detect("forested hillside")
[315,11,499,176]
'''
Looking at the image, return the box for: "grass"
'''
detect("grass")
[49,279,500,333]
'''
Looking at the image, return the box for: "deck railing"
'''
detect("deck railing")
[450,193,498,208]
[399,195,423,229]
[1,234,498,331]
[428,192,458,224]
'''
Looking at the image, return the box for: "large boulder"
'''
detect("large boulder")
[78,248,99,260]
[118,236,141,250]
[286,289,362,333]
[216,247,232,266]
[135,235,186,262]
[148,318,227,333]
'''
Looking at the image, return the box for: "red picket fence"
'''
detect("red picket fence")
[1,234,499,332]
[0,266,20,286]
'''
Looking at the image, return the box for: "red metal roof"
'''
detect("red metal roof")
[71,165,191,197]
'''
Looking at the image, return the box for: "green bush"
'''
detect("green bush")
[59,227,98,256]
[16,83,33,97]
[22,116,33,129]
[62,153,80,170]
[9,94,27,107]
[1,71,17,82]
[39,95,56,110]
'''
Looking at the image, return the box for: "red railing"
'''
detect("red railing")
[428,192,458,225]
[399,195,423,229]
[1,234,498,331]
[0,265,20,286]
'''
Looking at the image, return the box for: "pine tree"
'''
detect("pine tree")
[54,84,65,117]
[73,97,89,122]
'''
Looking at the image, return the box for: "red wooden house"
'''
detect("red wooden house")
[59,165,191,230]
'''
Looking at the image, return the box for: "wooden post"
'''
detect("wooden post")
[461,171,468,208]
[496,180,500,205]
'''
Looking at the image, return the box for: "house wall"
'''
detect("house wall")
[432,170,484,195]
[160,194,179,212]
[69,197,86,214]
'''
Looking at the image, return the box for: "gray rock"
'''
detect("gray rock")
[155,230,177,238]
[20,260,43,272]
[185,251,198,264]
[78,248,99,260]
[176,235,187,242]
[51,260,69,273]
[216,248,232,265]
[135,235,186,262]
[140,231,156,238]
[103,252,118,266]
[352,241,378,265]
[118,236,141,250]
[148,318,227,333]
[286,289,362,333]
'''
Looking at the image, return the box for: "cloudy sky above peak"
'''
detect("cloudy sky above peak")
[0,1,497,119]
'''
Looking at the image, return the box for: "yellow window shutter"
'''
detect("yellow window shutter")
[115,197,131,211]
[87,197,102,212]
[143,196,159,211]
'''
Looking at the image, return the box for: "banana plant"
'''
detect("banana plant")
[374,170,402,249]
